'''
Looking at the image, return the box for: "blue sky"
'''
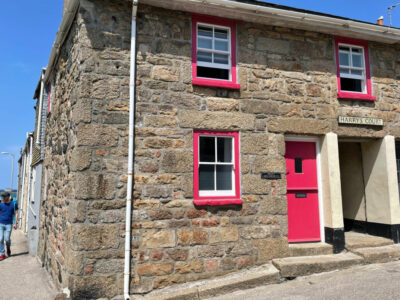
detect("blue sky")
[0,1,399,192]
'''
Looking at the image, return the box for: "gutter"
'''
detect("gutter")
[43,0,80,84]
[142,0,400,43]
[124,0,139,299]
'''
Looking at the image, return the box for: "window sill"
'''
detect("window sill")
[337,92,376,101]
[194,199,242,206]
[193,78,240,90]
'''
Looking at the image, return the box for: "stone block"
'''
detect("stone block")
[98,209,124,223]
[144,116,177,128]
[197,245,225,258]
[166,249,189,261]
[175,261,204,274]
[70,224,120,251]
[76,124,119,147]
[241,100,279,115]
[242,174,270,194]
[256,37,289,54]
[179,110,255,130]
[95,259,124,273]
[258,237,289,262]
[207,97,239,112]
[65,247,84,275]
[73,173,116,200]
[137,263,174,276]
[316,105,337,119]
[241,133,269,155]
[268,117,330,134]
[226,240,254,257]
[70,148,91,171]
[142,230,176,249]
[209,227,239,244]
[161,150,192,173]
[152,66,179,82]
[239,226,271,240]
[72,98,91,124]
[67,200,87,223]
[253,156,286,173]
[260,196,287,215]
[107,100,129,111]
[178,229,208,245]
[143,138,184,149]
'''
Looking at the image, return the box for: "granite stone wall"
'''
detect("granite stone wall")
[38,0,131,298]
[131,4,400,294]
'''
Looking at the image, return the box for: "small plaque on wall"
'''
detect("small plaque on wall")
[261,172,281,180]
[338,116,383,126]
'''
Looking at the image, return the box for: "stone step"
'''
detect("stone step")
[351,244,400,264]
[137,264,280,300]
[345,232,393,250]
[289,242,333,257]
[272,252,363,278]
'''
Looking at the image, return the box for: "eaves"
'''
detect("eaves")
[141,0,400,44]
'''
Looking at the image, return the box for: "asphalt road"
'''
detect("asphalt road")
[207,260,400,300]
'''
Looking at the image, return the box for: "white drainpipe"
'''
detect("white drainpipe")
[26,133,34,233]
[124,0,138,299]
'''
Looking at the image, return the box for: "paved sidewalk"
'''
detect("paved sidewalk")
[0,230,58,300]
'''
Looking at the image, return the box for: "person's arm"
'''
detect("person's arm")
[14,204,18,229]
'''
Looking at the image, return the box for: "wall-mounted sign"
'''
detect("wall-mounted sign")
[261,172,281,180]
[338,116,383,126]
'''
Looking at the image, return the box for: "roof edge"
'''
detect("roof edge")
[43,0,80,84]
[141,0,400,44]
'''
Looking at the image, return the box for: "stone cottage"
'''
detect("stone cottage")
[34,0,400,298]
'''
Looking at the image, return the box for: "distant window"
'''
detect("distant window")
[192,15,240,89]
[335,37,375,101]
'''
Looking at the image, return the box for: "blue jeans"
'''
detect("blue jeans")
[0,223,12,255]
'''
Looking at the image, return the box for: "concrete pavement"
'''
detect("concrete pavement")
[0,230,58,300]
[206,260,400,300]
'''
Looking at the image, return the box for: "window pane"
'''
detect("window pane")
[351,69,362,76]
[199,165,215,190]
[352,54,362,68]
[216,165,232,190]
[339,52,349,66]
[214,53,229,65]
[197,66,229,80]
[295,158,303,173]
[200,137,215,162]
[340,78,362,92]
[198,26,212,37]
[215,40,228,51]
[215,28,228,39]
[339,46,350,51]
[340,68,350,74]
[217,137,232,162]
[352,48,362,53]
[197,51,212,63]
[198,37,212,49]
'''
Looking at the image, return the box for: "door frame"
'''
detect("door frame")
[285,135,325,243]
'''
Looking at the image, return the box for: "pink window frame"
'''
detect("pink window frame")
[191,14,240,90]
[335,36,376,101]
[193,130,241,206]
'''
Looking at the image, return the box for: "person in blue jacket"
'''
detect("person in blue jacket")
[0,192,18,260]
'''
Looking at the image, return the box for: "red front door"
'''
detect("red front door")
[285,141,320,242]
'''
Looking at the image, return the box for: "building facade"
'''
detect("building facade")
[33,0,400,298]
